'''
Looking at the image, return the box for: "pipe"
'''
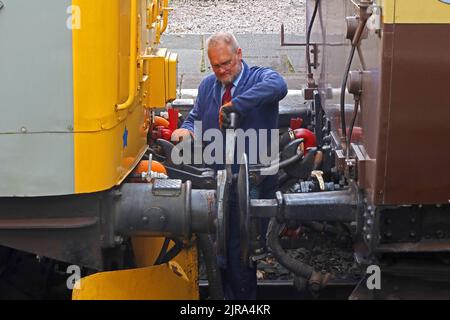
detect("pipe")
[279,130,294,150]
[267,218,314,279]
[283,189,357,221]
[267,218,332,292]
[340,3,371,152]
[306,0,321,79]
[250,188,358,222]
[115,182,215,238]
[197,234,224,300]
[346,98,360,158]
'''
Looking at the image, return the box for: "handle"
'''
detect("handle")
[228,112,239,130]
[116,0,138,111]
[160,0,173,34]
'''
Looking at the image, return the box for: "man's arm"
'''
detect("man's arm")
[172,81,205,141]
[180,96,201,133]
[231,68,288,117]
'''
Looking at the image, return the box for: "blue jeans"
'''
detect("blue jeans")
[220,175,278,300]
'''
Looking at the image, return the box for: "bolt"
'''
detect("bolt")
[367,219,373,225]
[410,217,416,224]
[254,248,264,254]
[366,234,371,240]
[385,218,392,225]
[309,282,321,292]
[384,232,392,239]
[20,126,27,133]
[436,230,444,239]
[114,236,123,245]
[142,216,149,225]
[363,226,368,232]
[159,215,166,223]
[410,231,416,238]
[67,125,73,132]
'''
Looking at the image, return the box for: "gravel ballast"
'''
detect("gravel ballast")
[166,0,306,34]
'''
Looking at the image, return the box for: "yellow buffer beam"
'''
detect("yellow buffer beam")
[72,261,199,300]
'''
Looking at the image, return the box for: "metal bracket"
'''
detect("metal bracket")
[280,24,319,70]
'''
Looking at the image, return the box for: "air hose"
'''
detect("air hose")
[154,238,183,265]
[197,234,224,300]
[306,0,321,82]
[340,3,372,155]
[267,218,331,292]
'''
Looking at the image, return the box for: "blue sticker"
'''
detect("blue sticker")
[440,0,450,4]
[123,127,128,148]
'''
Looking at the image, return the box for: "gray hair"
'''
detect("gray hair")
[206,31,240,53]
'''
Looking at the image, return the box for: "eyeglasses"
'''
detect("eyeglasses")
[211,58,234,70]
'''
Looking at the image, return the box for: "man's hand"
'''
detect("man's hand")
[219,102,240,129]
[171,128,193,143]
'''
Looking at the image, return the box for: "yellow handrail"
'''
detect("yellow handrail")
[161,0,173,34]
[116,0,138,111]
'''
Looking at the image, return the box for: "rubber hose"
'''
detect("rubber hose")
[279,131,293,150]
[267,218,314,280]
[197,234,224,300]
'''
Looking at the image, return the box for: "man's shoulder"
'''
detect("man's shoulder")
[198,74,217,89]
[248,65,276,76]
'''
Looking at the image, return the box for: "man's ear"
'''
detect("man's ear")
[237,48,243,60]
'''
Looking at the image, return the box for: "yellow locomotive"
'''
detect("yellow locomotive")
[0,0,210,300]
[1,0,450,300]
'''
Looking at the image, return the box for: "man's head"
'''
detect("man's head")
[206,32,243,86]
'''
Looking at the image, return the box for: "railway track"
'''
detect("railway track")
[199,279,358,300]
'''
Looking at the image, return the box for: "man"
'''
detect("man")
[172,32,287,299]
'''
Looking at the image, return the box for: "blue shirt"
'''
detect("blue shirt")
[181,60,288,172]
[182,60,287,134]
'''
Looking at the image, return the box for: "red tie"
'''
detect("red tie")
[222,84,233,105]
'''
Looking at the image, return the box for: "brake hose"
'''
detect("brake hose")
[340,3,371,155]
[346,98,360,158]
[306,0,321,78]
[154,238,183,265]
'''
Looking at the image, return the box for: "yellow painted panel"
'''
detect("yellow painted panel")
[396,0,450,24]
[72,0,122,132]
[74,237,199,300]
[131,237,199,284]
[74,103,147,193]
[72,261,199,300]
[146,48,168,108]
[380,0,395,24]
[166,52,178,102]
[73,0,149,193]
[72,0,175,192]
